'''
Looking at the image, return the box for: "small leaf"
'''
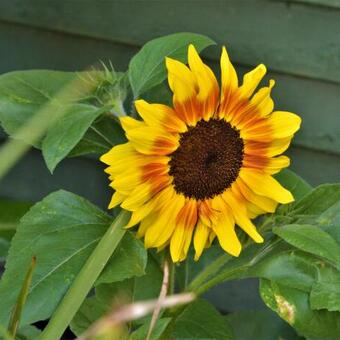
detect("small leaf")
[128,32,215,97]
[42,104,106,172]
[260,279,340,340]
[95,232,147,286]
[171,299,233,339]
[273,224,340,268]
[0,190,112,327]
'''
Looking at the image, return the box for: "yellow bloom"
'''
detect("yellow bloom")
[101,45,301,262]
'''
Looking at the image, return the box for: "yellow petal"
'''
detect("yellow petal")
[222,189,264,243]
[120,116,145,132]
[220,46,238,105]
[170,200,198,262]
[108,191,125,209]
[165,56,197,103]
[236,178,278,213]
[126,126,179,155]
[134,100,187,133]
[239,64,267,99]
[193,221,210,261]
[144,193,185,248]
[100,143,134,165]
[250,79,275,117]
[121,182,152,211]
[240,168,294,204]
[211,197,241,256]
[188,44,219,120]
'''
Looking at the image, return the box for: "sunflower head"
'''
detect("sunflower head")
[101,44,301,262]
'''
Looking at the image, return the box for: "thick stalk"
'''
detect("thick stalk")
[40,210,130,340]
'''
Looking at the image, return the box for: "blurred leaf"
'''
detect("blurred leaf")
[0,190,112,327]
[170,299,233,340]
[275,169,312,203]
[95,232,147,286]
[260,279,340,340]
[128,32,215,97]
[0,70,76,147]
[69,115,126,157]
[317,202,340,244]
[42,104,107,172]
[226,310,299,340]
[129,318,171,340]
[310,266,340,312]
[71,256,162,336]
[273,224,340,268]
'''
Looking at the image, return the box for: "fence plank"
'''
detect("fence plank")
[0,0,340,84]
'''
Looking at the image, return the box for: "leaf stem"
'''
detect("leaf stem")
[40,210,130,340]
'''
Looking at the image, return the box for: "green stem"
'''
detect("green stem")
[187,254,231,293]
[8,256,36,337]
[168,260,175,295]
[40,210,130,340]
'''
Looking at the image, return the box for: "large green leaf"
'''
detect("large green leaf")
[170,299,233,339]
[260,279,340,340]
[226,310,299,340]
[95,232,147,286]
[42,104,107,172]
[273,224,340,268]
[128,32,215,97]
[0,190,112,327]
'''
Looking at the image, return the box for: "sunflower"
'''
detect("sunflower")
[101,44,301,262]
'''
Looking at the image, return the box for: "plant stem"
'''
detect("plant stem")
[168,259,176,295]
[40,210,130,340]
[8,256,36,338]
[187,254,231,293]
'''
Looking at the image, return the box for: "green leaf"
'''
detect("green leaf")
[95,232,147,286]
[292,184,340,215]
[0,190,112,327]
[260,279,340,340]
[275,169,312,203]
[42,104,106,172]
[69,115,126,157]
[226,310,299,340]
[171,299,233,340]
[273,224,340,268]
[310,266,340,312]
[129,318,171,340]
[17,325,41,340]
[128,32,215,97]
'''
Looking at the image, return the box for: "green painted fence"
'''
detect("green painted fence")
[0,0,340,313]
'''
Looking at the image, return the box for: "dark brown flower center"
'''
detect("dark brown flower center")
[169,119,244,200]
